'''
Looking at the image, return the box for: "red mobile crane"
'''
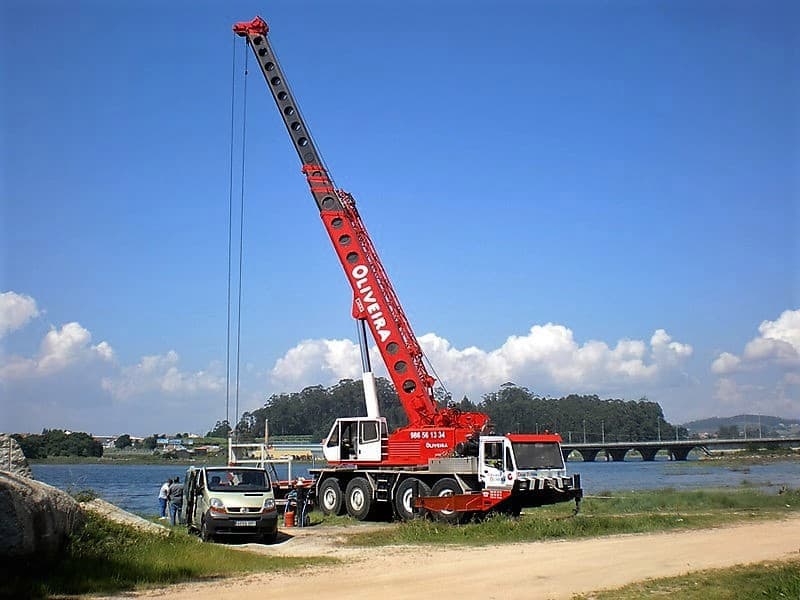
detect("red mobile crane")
[234,16,582,521]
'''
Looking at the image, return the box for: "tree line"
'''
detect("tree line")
[12,429,103,459]
[222,378,685,443]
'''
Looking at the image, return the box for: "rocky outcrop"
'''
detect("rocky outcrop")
[0,471,85,559]
[81,498,169,536]
[0,434,33,478]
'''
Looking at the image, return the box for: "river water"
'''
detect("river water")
[32,459,799,517]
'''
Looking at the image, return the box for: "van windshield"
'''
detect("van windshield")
[206,469,270,492]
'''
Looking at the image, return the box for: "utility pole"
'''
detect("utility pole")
[657,420,661,441]
[583,419,586,444]
[601,420,605,444]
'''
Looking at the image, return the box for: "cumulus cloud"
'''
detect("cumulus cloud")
[102,350,224,401]
[1,291,231,434]
[271,339,364,388]
[711,309,800,374]
[0,291,40,338]
[711,352,741,375]
[0,322,114,379]
[269,323,693,397]
[709,309,800,417]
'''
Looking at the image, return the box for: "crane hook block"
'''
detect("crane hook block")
[233,16,269,37]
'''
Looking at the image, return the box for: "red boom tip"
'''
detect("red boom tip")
[233,16,269,37]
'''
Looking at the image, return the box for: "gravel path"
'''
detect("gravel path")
[98,515,800,600]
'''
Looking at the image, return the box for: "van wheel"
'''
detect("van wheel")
[394,478,431,521]
[345,477,373,521]
[262,530,277,544]
[319,478,345,516]
[200,518,213,542]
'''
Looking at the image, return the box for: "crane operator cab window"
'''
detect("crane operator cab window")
[323,417,387,463]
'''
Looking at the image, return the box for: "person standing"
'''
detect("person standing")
[158,478,172,520]
[168,476,184,525]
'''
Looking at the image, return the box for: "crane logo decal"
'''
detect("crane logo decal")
[351,264,392,343]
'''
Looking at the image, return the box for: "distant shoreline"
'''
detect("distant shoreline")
[28,450,797,467]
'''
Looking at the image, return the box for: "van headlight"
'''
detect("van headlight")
[209,497,227,515]
[262,498,276,513]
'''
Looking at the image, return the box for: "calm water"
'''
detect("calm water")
[32,459,799,517]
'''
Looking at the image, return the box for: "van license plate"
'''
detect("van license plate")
[234,520,256,527]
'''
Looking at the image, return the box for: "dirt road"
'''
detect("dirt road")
[110,516,800,600]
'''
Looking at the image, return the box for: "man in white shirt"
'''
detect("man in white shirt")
[158,478,171,519]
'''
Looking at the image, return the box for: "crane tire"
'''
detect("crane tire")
[394,477,431,521]
[430,478,464,524]
[318,478,346,516]
[345,477,373,521]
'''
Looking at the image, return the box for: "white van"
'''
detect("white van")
[183,466,278,543]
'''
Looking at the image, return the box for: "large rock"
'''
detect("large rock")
[0,471,85,559]
[0,434,33,478]
[81,497,169,536]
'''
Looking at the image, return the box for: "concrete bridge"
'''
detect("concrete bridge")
[562,436,800,462]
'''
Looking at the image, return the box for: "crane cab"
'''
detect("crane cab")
[322,417,388,463]
[479,434,569,489]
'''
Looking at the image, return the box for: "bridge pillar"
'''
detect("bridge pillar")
[635,447,660,461]
[669,446,692,461]
[607,448,628,462]
[577,448,601,462]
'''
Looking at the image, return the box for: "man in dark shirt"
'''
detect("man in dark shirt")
[168,476,184,525]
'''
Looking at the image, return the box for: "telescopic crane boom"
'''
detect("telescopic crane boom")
[231,15,582,521]
[234,17,488,465]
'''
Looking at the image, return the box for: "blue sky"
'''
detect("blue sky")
[2,0,798,436]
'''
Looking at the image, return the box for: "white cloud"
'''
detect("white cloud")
[713,309,800,373]
[713,377,745,407]
[271,339,363,388]
[712,375,798,418]
[0,291,40,338]
[269,323,693,398]
[711,352,741,375]
[1,292,229,434]
[0,321,114,379]
[102,350,224,401]
[709,309,800,417]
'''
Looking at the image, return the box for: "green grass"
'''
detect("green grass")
[574,558,800,599]
[1,512,335,599]
[341,487,800,547]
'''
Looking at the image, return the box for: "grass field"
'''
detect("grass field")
[342,487,800,546]
[1,512,334,599]
[3,486,796,598]
[574,558,800,599]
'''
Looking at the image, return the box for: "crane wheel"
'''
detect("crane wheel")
[430,478,464,524]
[318,478,346,516]
[394,477,431,521]
[345,477,373,521]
